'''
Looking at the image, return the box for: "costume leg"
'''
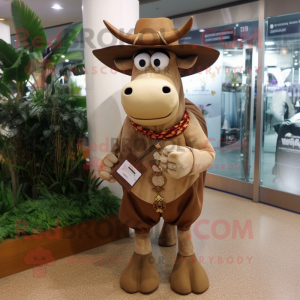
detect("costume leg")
[120,232,159,294]
[170,229,209,295]
[158,221,177,247]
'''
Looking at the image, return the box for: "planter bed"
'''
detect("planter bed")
[0,215,129,279]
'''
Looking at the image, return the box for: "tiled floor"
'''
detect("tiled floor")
[1,188,300,300]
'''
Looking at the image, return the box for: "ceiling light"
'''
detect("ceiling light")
[236,24,239,26]
[265,41,274,46]
[51,4,63,10]
[295,51,298,54]
[266,50,273,53]
[65,59,69,62]
[224,51,228,54]
[0,18,5,21]
[237,39,243,41]
[295,63,298,66]
[199,29,205,32]
[227,54,232,57]
[61,55,65,58]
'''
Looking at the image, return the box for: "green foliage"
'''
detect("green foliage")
[11,0,47,53]
[56,51,83,65]
[2,48,30,84]
[70,81,82,95]
[0,93,88,198]
[0,181,14,214]
[0,174,26,210]
[41,157,86,195]
[0,1,110,247]
[59,63,86,77]
[0,187,121,243]
[42,22,83,67]
[0,168,9,184]
[0,39,19,69]
[0,78,13,100]
[0,1,84,97]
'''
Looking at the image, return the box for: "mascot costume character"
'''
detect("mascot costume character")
[93,16,219,295]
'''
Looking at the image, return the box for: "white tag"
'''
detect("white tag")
[116,160,142,186]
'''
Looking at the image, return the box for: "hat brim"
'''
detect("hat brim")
[93,44,219,77]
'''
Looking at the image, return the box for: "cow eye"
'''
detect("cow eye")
[134,52,151,71]
[151,52,170,72]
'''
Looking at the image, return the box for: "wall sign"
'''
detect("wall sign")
[179,20,258,47]
[268,13,300,37]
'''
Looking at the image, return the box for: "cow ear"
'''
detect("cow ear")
[114,58,133,71]
[176,56,198,69]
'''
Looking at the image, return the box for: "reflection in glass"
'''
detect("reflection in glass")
[262,13,300,196]
[180,20,258,182]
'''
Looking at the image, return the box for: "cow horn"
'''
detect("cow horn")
[103,17,193,46]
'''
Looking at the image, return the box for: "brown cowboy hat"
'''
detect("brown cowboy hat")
[93,17,219,77]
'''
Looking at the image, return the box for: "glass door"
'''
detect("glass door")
[180,20,258,197]
[260,12,300,204]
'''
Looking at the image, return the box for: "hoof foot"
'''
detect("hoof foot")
[120,252,159,294]
[170,253,209,295]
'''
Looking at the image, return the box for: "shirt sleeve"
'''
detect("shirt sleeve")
[184,110,215,175]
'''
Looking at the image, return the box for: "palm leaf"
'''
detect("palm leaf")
[0,39,19,68]
[69,158,85,174]
[2,48,30,84]
[11,0,47,53]
[42,22,83,67]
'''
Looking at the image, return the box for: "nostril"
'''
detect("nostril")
[125,87,132,95]
[162,86,171,94]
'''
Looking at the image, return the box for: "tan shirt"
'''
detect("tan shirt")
[112,99,215,204]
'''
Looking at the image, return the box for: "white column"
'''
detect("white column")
[82,0,139,198]
[0,21,11,44]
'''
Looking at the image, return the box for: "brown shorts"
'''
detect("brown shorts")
[119,173,205,234]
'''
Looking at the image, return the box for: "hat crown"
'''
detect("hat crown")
[134,17,175,34]
[134,17,178,46]
[103,16,193,46]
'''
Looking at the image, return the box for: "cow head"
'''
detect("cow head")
[92,17,219,130]
[115,50,197,129]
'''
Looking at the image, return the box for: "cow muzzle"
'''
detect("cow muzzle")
[121,78,179,126]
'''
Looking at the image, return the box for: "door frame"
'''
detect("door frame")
[173,0,300,213]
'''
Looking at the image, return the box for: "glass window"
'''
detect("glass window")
[180,20,258,182]
[262,13,300,196]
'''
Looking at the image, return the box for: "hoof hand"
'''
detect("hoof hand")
[99,153,118,183]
